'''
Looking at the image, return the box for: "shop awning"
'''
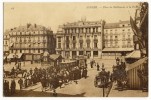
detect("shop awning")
[102,48,134,52]
[125,50,141,59]
[17,53,23,58]
[7,54,14,59]
[7,53,23,59]
[49,54,62,61]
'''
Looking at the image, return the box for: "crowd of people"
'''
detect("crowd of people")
[3,62,88,96]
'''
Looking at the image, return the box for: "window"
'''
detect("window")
[20,50,22,53]
[94,43,97,48]
[80,43,83,48]
[73,43,76,48]
[58,43,61,48]
[115,36,117,38]
[89,28,91,33]
[66,43,69,49]
[58,37,61,42]
[122,25,125,27]
[96,27,98,32]
[79,51,83,55]
[93,51,98,56]
[66,36,69,41]
[93,28,95,33]
[38,50,40,53]
[85,28,87,33]
[87,43,90,48]
[73,36,76,40]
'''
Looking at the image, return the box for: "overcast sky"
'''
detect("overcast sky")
[4,2,140,33]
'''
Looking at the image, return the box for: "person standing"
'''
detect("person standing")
[18,78,23,90]
[82,68,87,79]
[10,79,16,95]
[4,80,7,96]
[6,80,9,96]
[97,63,100,71]
[90,60,93,68]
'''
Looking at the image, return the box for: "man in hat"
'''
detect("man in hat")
[97,63,100,71]
[18,78,23,90]
[10,79,16,95]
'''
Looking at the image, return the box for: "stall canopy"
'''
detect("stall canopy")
[7,54,14,59]
[125,50,141,59]
[49,54,62,61]
[17,53,23,58]
[7,53,23,59]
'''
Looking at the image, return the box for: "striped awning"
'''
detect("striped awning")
[125,50,141,59]
[7,54,14,59]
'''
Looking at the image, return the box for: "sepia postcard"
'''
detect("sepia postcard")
[3,2,148,97]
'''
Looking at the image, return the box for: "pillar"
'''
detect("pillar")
[91,51,93,59]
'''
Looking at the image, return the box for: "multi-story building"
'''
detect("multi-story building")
[56,19,105,59]
[3,30,10,55]
[102,20,134,59]
[8,23,56,61]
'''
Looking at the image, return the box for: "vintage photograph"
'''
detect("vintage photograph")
[3,2,148,97]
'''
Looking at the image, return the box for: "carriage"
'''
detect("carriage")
[75,56,87,69]
[59,60,77,69]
